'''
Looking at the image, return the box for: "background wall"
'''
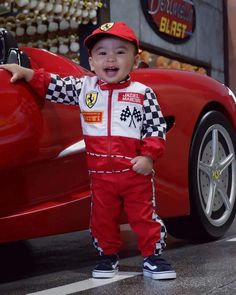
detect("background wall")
[109,0,225,83]
[227,0,236,94]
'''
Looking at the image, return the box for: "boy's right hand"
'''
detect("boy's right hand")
[0,64,34,83]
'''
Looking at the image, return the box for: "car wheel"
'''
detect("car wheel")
[166,111,236,241]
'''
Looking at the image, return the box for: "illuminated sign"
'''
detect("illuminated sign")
[141,0,196,43]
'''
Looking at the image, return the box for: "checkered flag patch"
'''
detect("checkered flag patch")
[120,106,131,121]
[120,106,142,128]
[46,74,83,105]
[133,107,142,122]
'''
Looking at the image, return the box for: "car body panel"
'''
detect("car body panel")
[132,69,236,219]
[0,47,235,243]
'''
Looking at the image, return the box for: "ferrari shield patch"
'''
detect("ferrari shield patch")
[86,91,98,108]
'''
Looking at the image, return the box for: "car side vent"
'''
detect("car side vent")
[20,51,31,68]
[165,116,175,132]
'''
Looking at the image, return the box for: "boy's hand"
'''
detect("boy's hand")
[0,64,34,83]
[131,156,153,176]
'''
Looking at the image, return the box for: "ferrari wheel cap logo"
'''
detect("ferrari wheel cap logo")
[86,91,98,108]
[100,22,114,31]
[212,170,221,180]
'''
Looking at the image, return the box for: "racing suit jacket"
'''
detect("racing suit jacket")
[30,69,167,173]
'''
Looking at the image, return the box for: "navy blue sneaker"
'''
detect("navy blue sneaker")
[143,256,176,280]
[92,254,119,278]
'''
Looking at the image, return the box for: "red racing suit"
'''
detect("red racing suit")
[30,70,167,257]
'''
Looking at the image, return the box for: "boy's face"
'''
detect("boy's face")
[89,36,139,84]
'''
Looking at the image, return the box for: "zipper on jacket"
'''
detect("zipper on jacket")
[107,89,113,170]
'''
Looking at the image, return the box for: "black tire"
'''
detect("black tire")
[166,111,236,241]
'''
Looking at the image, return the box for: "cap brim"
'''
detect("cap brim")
[84,33,109,51]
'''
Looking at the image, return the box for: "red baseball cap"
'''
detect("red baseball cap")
[84,22,139,53]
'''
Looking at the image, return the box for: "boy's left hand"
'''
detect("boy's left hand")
[131,156,153,176]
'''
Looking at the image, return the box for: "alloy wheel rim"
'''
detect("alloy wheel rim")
[197,124,236,226]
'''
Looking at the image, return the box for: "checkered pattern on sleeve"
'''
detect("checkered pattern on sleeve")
[141,88,166,140]
[46,74,83,105]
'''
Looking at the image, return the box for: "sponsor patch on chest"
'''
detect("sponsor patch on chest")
[118,92,144,104]
[82,111,103,123]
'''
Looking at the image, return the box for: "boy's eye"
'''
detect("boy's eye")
[117,50,125,54]
[98,51,106,55]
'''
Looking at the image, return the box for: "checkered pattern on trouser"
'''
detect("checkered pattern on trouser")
[151,171,167,255]
[91,216,166,257]
[142,89,166,140]
[152,212,167,255]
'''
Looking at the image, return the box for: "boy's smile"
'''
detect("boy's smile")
[89,36,139,84]
[104,66,119,78]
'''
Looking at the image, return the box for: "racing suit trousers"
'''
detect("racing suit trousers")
[89,170,167,257]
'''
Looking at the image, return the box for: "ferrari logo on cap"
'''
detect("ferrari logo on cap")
[100,22,114,31]
[86,91,98,108]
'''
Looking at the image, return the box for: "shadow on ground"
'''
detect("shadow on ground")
[0,241,34,283]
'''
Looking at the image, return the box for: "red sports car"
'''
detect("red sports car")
[0,28,235,244]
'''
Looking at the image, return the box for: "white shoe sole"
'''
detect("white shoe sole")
[143,269,176,280]
[92,269,118,279]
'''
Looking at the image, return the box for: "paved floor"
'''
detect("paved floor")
[0,220,236,295]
